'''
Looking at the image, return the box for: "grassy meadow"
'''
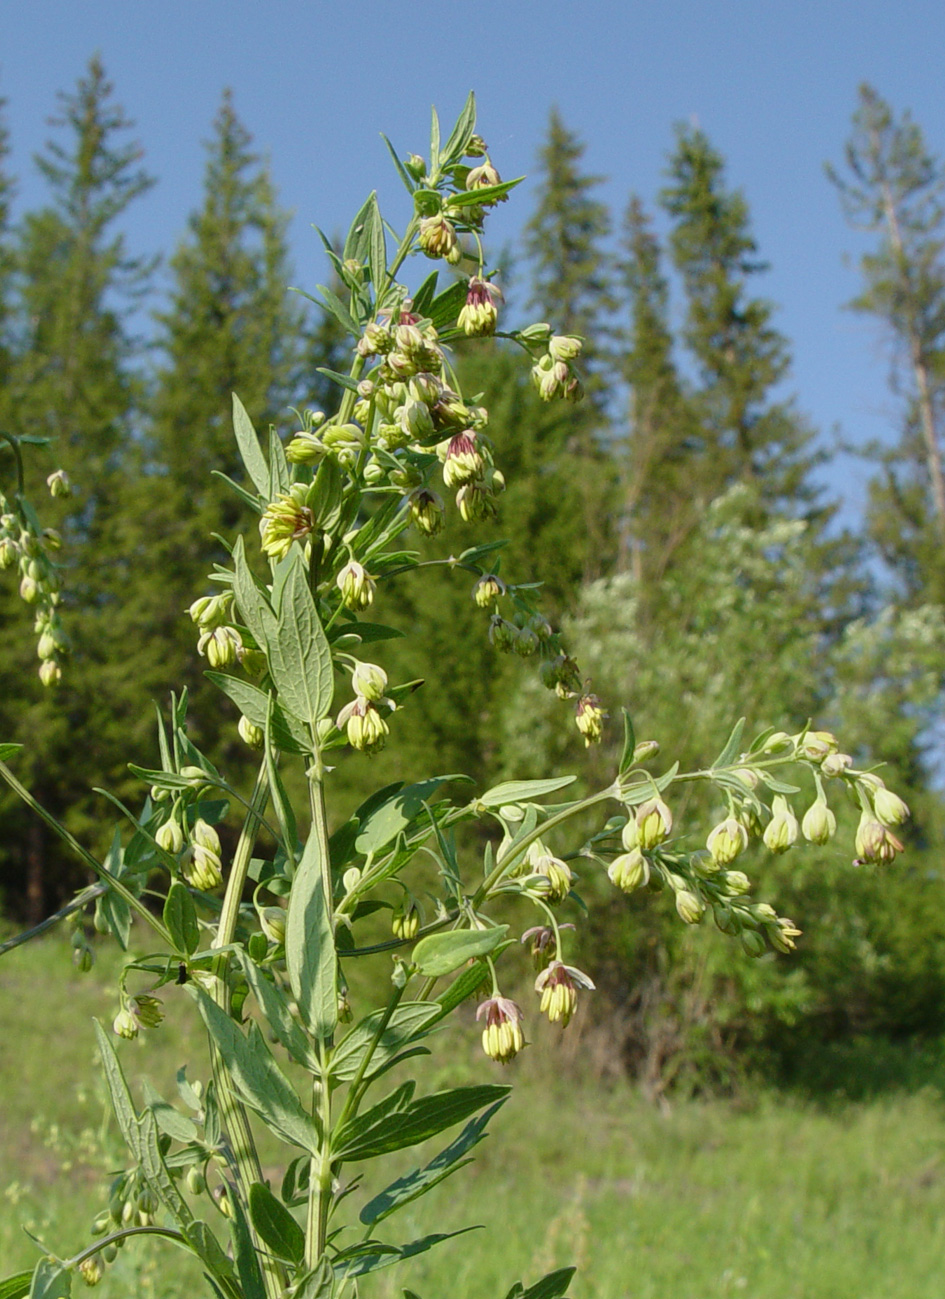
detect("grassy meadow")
[3,934,945,1298]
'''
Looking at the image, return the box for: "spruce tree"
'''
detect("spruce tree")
[523,107,615,384]
[0,57,155,918]
[615,197,700,587]
[829,84,945,603]
[661,125,817,513]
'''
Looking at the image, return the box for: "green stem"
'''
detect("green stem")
[208,765,287,1299]
[65,1225,188,1267]
[337,980,406,1129]
[0,761,172,948]
[473,784,618,907]
[305,749,336,1271]
[0,881,105,956]
[0,430,26,495]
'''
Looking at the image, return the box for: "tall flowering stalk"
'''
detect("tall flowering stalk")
[0,97,910,1299]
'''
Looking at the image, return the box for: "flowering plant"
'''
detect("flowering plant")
[0,96,909,1299]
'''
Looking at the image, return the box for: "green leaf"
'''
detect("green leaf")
[138,1108,197,1229]
[232,537,270,648]
[433,960,488,1017]
[142,1080,200,1143]
[232,394,269,497]
[330,1003,441,1083]
[360,1097,505,1224]
[411,269,439,315]
[446,177,523,208]
[344,191,379,265]
[185,1222,241,1294]
[248,1182,305,1266]
[239,954,318,1071]
[521,1268,576,1299]
[228,1193,267,1299]
[309,457,345,533]
[315,282,359,337]
[457,540,508,565]
[0,744,22,762]
[334,1228,478,1279]
[264,552,334,726]
[268,426,290,497]
[426,279,468,331]
[194,991,320,1153]
[28,1262,70,1299]
[328,620,405,646]
[0,1274,31,1299]
[712,718,746,770]
[367,193,388,301]
[285,828,337,1044]
[618,708,636,776]
[163,883,199,956]
[440,91,476,164]
[477,776,576,808]
[94,1021,141,1154]
[333,1081,416,1156]
[294,1258,334,1299]
[380,133,416,195]
[355,776,466,855]
[333,1084,509,1161]
[315,366,360,394]
[205,673,311,755]
[411,927,508,978]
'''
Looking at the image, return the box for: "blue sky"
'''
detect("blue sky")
[4,0,945,520]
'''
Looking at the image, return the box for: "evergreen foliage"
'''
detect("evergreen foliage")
[0,57,154,919]
[830,83,945,604]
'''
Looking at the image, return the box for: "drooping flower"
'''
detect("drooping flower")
[534,961,595,1028]
[477,995,525,1063]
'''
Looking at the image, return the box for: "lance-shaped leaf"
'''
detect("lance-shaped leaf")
[411,926,508,978]
[333,1084,509,1162]
[229,1192,267,1299]
[712,718,746,770]
[231,537,270,648]
[238,953,318,1071]
[142,1079,199,1143]
[477,776,576,809]
[521,1268,577,1299]
[354,776,467,855]
[330,1002,442,1083]
[293,1258,334,1299]
[194,990,320,1153]
[0,1275,31,1299]
[248,1182,306,1266]
[0,744,23,762]
[94,1020,142,1155]
[268,425,290,497]
[232,394,269,498]
[360,1098,506,1225]
[440,91,477,165]
[333,1228,478,1279]
[163,882,199,956]
[285,828,337,1044]
[205,673,311,755]
[263,552,334,727]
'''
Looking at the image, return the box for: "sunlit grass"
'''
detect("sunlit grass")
[4,934,945,1298]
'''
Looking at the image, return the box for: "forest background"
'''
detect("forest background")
[3,2,945,1097]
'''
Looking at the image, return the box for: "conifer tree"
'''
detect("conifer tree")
[523,107,615,384]
[660,126,816,513]
[0,57,155,918]
[829,84,945,604]
[615,197,700,586]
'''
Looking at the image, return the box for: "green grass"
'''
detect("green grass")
[4,934,945,1298]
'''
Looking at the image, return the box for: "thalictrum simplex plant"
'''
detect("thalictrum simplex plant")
[0,95,911,1299]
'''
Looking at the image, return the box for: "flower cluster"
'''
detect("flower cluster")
[600,725,913,957]
[0,465,71,685]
